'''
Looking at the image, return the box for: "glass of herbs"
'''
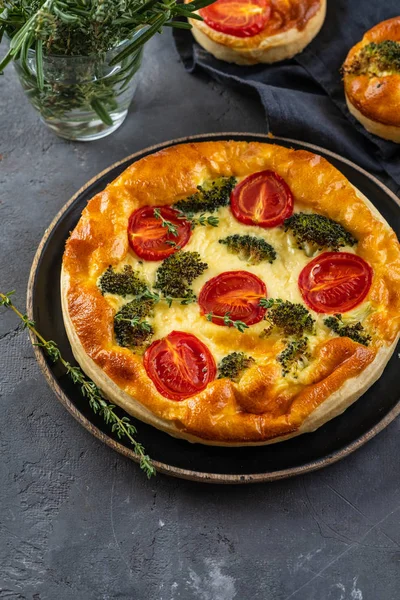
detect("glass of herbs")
[0,0,211,142]
[14,41,143,141]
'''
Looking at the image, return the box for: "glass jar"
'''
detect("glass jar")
[14,41,143,141]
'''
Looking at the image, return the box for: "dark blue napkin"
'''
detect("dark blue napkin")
[173,1,400,195]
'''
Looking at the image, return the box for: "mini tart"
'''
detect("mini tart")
[343,17,400,143]
[61,141,400,446]
[186,0,326,66]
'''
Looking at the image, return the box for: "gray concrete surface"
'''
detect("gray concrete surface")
[1,31,399,600]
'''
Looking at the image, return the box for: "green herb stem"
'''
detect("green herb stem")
[0,291,155,478]
[206,311,249,333]
[0,0,215,125]
[153,208,179,237]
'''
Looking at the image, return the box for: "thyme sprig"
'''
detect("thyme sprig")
[0,291,155,478]
[153,208,179,237]
[141,288,196,307]
[153,208,219,234]
[114,313,153,332]
[206,311,249,333]
[188,213,219,228]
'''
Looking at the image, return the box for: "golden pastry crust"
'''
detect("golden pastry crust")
[186,0,326,65]
[343,17,400,141]
[61,141,400,445]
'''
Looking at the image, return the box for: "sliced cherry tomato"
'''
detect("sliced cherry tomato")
[200,0,271,38]
[143,331,216,400]
[298,252,373,314]
[199,270,267,326]
[128,206,191,261]
[230,170,294,228]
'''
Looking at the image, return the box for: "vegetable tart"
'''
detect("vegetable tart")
[61,141,400,445]
[185,0,327,65]
[343,16,400,143]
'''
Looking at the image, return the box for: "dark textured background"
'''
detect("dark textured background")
[1,31,400,600]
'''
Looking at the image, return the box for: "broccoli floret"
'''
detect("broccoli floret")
[114,298,154,348]
[174,177,237,214]
[344,41,400,76]
[155,251,208,299]
[98,265,147,297]
[218,352,255,382]
[260,298,315,337]
[324,314,371,346]
[219,234,277,265]
[283,213,357,254]
[278,338,310,377]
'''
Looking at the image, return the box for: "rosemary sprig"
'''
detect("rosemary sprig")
[206,311,249,333]
[0,0,214,126]
[0,0,213,66]
[0,291,155,478]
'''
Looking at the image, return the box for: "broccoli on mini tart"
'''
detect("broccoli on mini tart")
[343,40,400,77]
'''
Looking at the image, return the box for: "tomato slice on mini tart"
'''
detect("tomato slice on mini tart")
[128,206,191,261]
[199,270,267,326]
[199,0,271,38]
[143,331,216,400]
[230,170,294,228]
[299,252,373,314]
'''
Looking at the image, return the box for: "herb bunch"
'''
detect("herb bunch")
[0,290,155,478]
[0,0,212,125]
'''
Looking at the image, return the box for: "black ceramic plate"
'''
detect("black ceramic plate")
[27,133,400,483]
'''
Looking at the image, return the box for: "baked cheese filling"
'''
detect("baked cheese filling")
[96,170,375,401]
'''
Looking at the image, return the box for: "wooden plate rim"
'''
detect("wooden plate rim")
[26,132,400,484]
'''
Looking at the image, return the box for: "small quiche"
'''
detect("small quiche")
[61,141,400,446]
[343,17,400,143]
[185,0,326,65]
